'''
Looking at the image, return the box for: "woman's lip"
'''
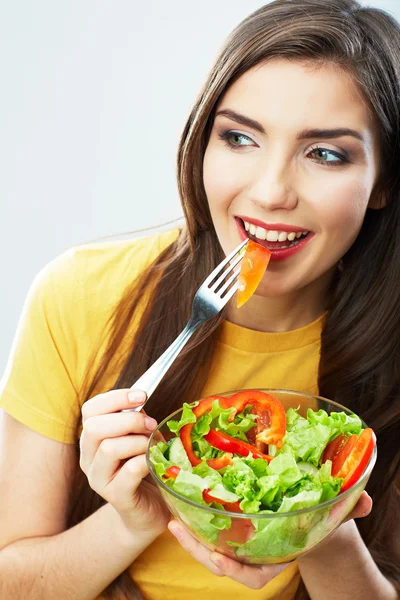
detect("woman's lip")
[235,217,313,261]
[236,215,309,233]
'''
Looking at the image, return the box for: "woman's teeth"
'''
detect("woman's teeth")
[243,220,309,247]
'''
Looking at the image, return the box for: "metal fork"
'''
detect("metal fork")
[122,238,248,412]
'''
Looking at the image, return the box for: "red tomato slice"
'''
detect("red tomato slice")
[237,241,271,308]
[164,465,181,479]
[322,434,349,464]
[331,428,376,492]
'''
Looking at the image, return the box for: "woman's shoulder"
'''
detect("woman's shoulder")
[37,227,180,299]
[26,226,181,340]
[65,226,180,282]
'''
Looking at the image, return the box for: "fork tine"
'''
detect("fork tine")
[217,267,241,297]
[203,238,248,287]
[212,252,243,292]
[220,280,240,304]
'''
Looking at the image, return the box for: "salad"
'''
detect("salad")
[149,390,376,559]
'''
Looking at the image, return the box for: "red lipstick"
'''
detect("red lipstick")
[235,217,313,262]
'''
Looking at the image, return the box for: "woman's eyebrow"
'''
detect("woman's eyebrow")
[215,109,265,133]
[297,127,365,143]
[215,108,366,144]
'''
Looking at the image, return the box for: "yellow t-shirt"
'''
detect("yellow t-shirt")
[0,229,324,600]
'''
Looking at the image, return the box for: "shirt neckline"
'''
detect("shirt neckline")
[218,313,325,353]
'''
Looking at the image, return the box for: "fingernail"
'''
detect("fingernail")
[145,416,158,430]
[210,555,224,569]
[128,390,145,404]
[169,526,183,540]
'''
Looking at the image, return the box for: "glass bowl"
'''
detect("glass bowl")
[146,389,376,565]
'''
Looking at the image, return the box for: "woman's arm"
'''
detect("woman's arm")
[0,411,162,600]
[0,501,159,600]
[297,519,398,600]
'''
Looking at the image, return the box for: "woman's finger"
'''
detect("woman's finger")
[208,552,292,589]
[168,520,292,586]
[168,521,225,576]
[81,388,146,423]
[107,454,151,507]
[343,491,372,523]
[87,434,149,491]
[80,411,157,470]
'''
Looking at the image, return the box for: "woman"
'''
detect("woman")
[0,0,399,598]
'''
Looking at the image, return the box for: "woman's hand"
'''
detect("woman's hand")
[79,388,170,537]
[167,520,292,589]
[168,491,372,589]
[332,488,373,524]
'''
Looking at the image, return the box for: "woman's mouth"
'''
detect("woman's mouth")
[235,217,313,261]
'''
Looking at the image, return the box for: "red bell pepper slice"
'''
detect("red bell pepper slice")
[180,395,233,469]
[204,429,272,462]
[206,453,234,470]
[180,391,286,467]
[202,488,243,513]
[229,390,286,448]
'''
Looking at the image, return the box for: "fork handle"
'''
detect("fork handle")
[122,318,201,412]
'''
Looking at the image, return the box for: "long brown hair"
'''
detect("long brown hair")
[68,1,400,598]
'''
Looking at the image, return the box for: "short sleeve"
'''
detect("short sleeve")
[0,249,86,444]
[0,228,180,444]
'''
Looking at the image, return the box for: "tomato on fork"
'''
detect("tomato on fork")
[237,240,271,308]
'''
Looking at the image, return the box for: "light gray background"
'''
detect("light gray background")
[1,0,399,374]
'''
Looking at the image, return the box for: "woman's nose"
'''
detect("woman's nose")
[248,162,298,211]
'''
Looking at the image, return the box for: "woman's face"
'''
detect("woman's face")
[203,59,381,302]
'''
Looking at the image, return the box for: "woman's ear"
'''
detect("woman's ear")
[368,180,388,209]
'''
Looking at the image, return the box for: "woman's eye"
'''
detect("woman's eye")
[308,146,348,166]
[218,130,255,149]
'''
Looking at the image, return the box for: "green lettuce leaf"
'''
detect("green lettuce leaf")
[217,409,257,441]
[283,407,363,466]
[149,441,173,478]
[191,399,257,443]
[283,416,333,466]
[222,457,258,500]
[172,496,232,543]
[306,408,363,440]
[172,469,210,503]
[267,448,304,488]
[232,489,328,558]
[167,403,197,434]
[317,460,343,502]
[192,462,223,487]
[168,437,192,471]
[242,456,270,478]
[192,438,224,460]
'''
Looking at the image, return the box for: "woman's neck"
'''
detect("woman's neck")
[227,272,333,333]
